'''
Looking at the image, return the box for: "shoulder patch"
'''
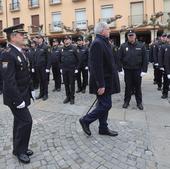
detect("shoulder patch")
[2,61,8,69]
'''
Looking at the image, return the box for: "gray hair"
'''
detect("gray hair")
[94,22,108,35]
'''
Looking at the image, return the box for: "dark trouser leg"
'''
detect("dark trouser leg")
[76,69,82,90]
[133,70,142,104]
[37,67,44,96]
[153,65,157,83]
[162,72,169,96]
[0,71,2,92]
[82,68,88,89]
[34,68,39,89]
[56,68,61,89]
[156,68,163,88]
[40,67,48,96]
[69,70,75,100]
[52,66,57,89]
[9,106,32,155]
[63,70,70,98]
[124,69,133,103]
[83,94,112,130]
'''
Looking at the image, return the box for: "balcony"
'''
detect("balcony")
[9,2,20,12]
[99,18,116,28]
[72,0,85,2]
[28,0,40,9]
[28,25,41,34]
[128,14,147,26]
[49,0,62,5]
[160,12,170,24]
[72,20,88,30]
[49,22,63,33]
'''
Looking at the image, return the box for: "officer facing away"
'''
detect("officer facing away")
[119,30,148,110]
[0,24,34,164]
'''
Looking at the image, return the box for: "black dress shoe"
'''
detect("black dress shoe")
[36,95,43,100]
[99,129,118,137]
[13,149,33,156]
[52,88,57,92]
[42,95,48,101]
[63,97,70,104]
[17,154,30,164]
[79,118,91,136]
[161,94,168,99]
[153,81,157,85]
[157,87,162,91]
[122,102,129,108]
[81,89,86,93]
[70,99,75,105]
[137,103,144,110]
[76,89,82,93]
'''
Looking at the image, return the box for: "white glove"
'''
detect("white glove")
[31,91,36,100]
[167,74,170,79]
[75,69,78,73]
[45,69,50,73]
[154,63,159,66]
[60,69,62,73]
[31,68,35,73]
[140,72,146,77]
[16,101,25,109]
[119,71,124,76]
[85,66,88,70]
[160,67,164,71]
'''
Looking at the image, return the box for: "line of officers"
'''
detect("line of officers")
[21,35,89,105]
[149,33,170,99]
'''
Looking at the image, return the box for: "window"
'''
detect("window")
[13,17,20,25]
[0,0,2,10]
[11,0,20,10]
[51,12,62,32]
[130,2,144,25]
[50,0,61,4]
[75,8,87,29]
[101,5,113,21]
[163,0,170,23]
[31,15,39,32]
[29,0,39,7]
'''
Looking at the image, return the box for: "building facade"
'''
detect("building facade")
[0,0,170,45]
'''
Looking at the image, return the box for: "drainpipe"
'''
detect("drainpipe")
[43,0,46,36]
[5,0,8,27]
[92,0,95,26]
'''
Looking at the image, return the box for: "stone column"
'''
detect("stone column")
[151,29,158,42]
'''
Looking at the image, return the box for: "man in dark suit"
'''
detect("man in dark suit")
[79,22,120,136]
[0,24,34,164]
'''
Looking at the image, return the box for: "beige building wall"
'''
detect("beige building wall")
[0,0,169,42]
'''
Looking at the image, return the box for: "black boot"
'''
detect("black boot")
[42,95,48,101]
[36,94,43,100]
[137,103,144,110]
[161,94,168,99]
[63,97,70,104]
[122,102,129,108]
[76,88,82,93]
[79,118,91,136]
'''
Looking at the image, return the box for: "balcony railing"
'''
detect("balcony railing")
[28,25,41,34]
[49,0,62,5]
[28,0,40,9]
[99,18,116,28]
[128,14,147,26]
[72,20,88,30]
[49,22,63,33]
[9,2,20,12]
[160,12,170,24]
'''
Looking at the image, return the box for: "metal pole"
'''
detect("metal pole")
[153,0,156,40]
[43,0,46,35]
[92,0,95,26]
[5,0,8,27]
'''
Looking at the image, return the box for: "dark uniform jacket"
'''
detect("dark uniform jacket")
[51,46,61,67]
[27,47,36,69]
[0,44,33,107]
[60,45,79,70]
[161,44,170,74]
[32,43,51,69]
[118,41,148,72]
[77,45,89,68]
[89,34,120,95]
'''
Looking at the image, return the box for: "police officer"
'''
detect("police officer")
[32,35,51,101]
[0,24,34,164]
[76,36,89,93]
[51,39,61,92]
[60,35,79,104]
[159,34,169,99]
[119,30,148,110]
[153,34,167,90]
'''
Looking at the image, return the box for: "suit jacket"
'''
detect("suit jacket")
[0,44,33,107]
[89,34,120,95]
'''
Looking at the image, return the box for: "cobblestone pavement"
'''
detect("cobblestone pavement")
[0,66,169,169]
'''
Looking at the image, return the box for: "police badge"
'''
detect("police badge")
[126,47,128,51]
[17,56,22,63]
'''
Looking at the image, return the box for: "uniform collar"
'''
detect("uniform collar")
[9,43,22,52]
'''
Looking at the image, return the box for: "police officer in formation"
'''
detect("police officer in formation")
[158,34,170,99]
[51,39,61,92]
[152,33,167,90]
[32,35,51,101]
[60,35,79,104]
[76,36,89,93]
[119,30,148,110]
[0,24,34,164]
